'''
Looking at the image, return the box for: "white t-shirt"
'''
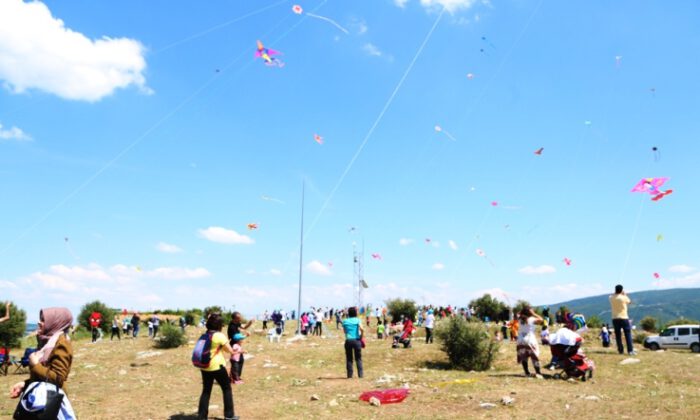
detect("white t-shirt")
[424,314,435,329]
[517,317,538,345]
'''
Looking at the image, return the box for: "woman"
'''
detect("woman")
[341,306,364,379]
[198,313,237,420]
[111,315,121,341]
[516,306,544,377]
[10,307,76,417]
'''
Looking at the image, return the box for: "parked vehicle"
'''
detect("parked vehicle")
[643,324,700,352]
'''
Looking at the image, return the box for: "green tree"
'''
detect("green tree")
[469,294,508,321]
[587,315,603,329]
[512,300,533,317]
[385,298,418,322]
[639,316,657,332]
[0,302,27,348]
[154,323,187,349]
[78,300,116,334]
[435,317,499,371]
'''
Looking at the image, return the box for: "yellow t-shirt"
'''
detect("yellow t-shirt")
[609,294,631,319]
[202,332,228,372]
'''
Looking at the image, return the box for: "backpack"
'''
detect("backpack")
[192,332,218,368]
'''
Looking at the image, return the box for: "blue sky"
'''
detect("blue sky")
[1,0,699,321]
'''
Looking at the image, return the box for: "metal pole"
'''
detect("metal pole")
[296,181,305,335]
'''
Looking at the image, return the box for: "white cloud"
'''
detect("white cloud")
[448,240,458,251]
[432,263,445,271]
[269,268,282,276]
[0,0,149,102]
[363,43,382,57]
[399,238,414,246]
[419,0,479,13]
[306,260,332,276]
[518,265,556,275]
[198,226,254,245]
[156,242,183,254]
[145,267,210,280]
[668,264,696,274]
[394,0,410,7]
[0,123,31,141]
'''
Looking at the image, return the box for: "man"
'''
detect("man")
[152,314,160,338]
[131,311,141,338]
[609,284,636,355]
[424,309,435,344]
[227,311,253,345]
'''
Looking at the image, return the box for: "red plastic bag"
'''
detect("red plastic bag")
[359,388,409,404]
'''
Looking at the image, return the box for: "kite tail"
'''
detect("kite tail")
[306,13,349,34]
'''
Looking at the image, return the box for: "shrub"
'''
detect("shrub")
[662,318,699,330]
[639,316,657,332]
[633,329,649,345]
[0,302,27,348]
[469,294,508,322]
[385,298,417,322]
[154,323,187,349]
[184,312,198,326]
[435,317,499,371]
[78,301,117,334]
[587,315,603,329]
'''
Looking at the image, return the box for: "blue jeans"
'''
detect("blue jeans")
[132,325,140,338]
[612,318,634,354]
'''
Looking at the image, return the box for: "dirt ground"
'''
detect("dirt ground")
[2,321,699,419]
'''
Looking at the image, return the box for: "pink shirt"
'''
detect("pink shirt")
[231,343,242,362]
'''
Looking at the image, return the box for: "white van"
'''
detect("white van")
[643,324,700,352]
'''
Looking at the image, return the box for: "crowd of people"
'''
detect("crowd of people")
[1,284,644,419]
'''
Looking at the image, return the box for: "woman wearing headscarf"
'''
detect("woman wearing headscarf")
[10,307,76,418]
[341,306,364,379]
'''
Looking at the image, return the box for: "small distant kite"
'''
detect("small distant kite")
[314,134,323,145]
[652,146,660,162]
[247,223,259,230]
[327,261,333,268]
[424,238,432,244]
[631,177,673,201]
[656,234,663,242]
[466,73,475,80]
[563,258,572,266]
[481,36,496,49]
[261,195,285,204]
[615,55,622,66]
[434,125,457,141]
[371,253,382,260]
[479,48,489,57]
[64,237,79,260]
[291,4,349,34]
[491,201,498,207]
[653,272,660,279]
[534,147,544,155]
[584,120,592,126]
[650,87,656,97]
[255,40,284,67]
[475,248,495,267]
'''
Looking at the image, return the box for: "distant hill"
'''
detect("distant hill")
[548,288,700,325]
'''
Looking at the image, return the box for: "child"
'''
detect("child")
[600,324,610,348]
[377,322,385,339]
[540,324,550,345]
[230,332,246,384]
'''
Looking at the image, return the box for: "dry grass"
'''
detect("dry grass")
[2,321,700,419]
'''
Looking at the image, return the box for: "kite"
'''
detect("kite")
[64,237,79,260]
[481,36,496,49]
[653,272,660,279]
[491,201,498,207]
[371,253,382,260]
[563,258,572,266]
[424,238,431,244]
[656,234,663,242]
[469,186,476,192]
[615,55,622,66]
[534,147,544,155]
[479,48,490,57]
[631,177,673,201]
[650,87,656,97]
[255,40,284,67]
[247,223,259,230]
[434,125,457,141]
[291,4,349,34]
[466,73,475,80]
[361,279,369,288]
[584,120,592,126]
[327,262,333,268]
[314,134,323,145]
[261,195,285,204]
[475,248,495,267]
[652,146,660,162]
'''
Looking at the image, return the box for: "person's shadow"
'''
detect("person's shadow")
[168,414,199,420]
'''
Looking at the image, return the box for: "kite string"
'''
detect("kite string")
[618,193,645,283]
[306,13,349,34]
[303,7,446,239]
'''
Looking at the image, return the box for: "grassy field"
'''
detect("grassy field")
[2,321,699,419]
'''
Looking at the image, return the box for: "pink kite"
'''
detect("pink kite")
[491,201,498,207]
[292,4,303,14]
[359,388,409,405]
[631,177,672,201]
[534,147,543,155]
[314,134,323,145]
[371,253,382,260]
[247,223,259,230]
[653,272,660,279]
[255,40,284,67]
[563,258,572,266]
